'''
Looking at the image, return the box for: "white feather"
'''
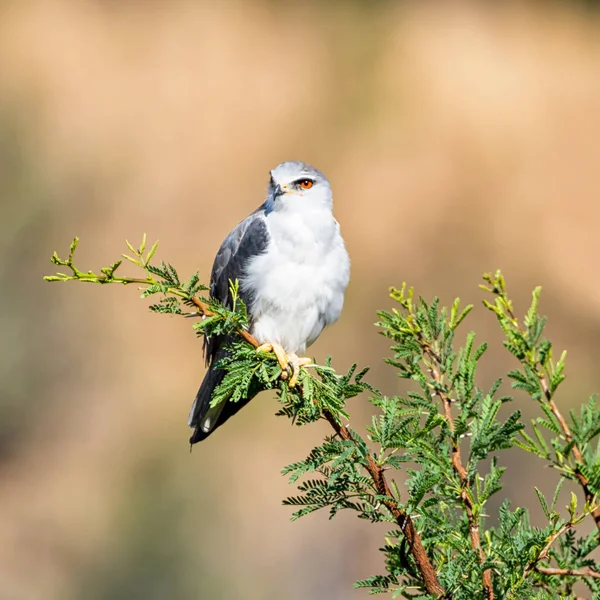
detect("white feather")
[242,178,350,354]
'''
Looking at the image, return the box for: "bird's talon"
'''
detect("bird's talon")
[287,354,312,388]
[256,342,289,371]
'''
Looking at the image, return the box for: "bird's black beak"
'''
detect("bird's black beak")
[272,183,284,198]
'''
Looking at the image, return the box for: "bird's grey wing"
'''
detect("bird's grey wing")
[204,209,269,362]
[189,210,269,443]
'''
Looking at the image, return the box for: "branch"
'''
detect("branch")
[520,520,574,584]
[537,376,600,531]
[45,237,444,597]
[483,272,600,535]
[533,521,573,567]
[506,519,582,599]
[44,236,267,370]
[233,312,444,596]
[535,566,600,580]
[188,296,261,349]
[211,307,445,595]
[322,411,445,598]
[420,338,494,600]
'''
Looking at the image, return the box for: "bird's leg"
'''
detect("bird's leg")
[288,354,314,388]
[256,344,313,386]
[256,342,290,375]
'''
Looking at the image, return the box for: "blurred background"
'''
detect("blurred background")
[2,0,600,598]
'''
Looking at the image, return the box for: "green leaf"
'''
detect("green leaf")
[535,487,550,520]
[145,240,159,265]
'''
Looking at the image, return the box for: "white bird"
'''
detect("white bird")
[188,161,350,443]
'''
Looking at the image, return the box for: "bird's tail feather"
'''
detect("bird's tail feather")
[188,348,258,444]
[188,363,227,443]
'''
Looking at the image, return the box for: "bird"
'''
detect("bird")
[188,161,350,443]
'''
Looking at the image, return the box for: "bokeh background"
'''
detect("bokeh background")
[2,0,600,598]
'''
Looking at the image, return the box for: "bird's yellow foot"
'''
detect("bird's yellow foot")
[256,344,313,386]
[288,354,313,388]
[256,342,290,377]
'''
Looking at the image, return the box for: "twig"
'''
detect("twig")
[420,339,494,600]
[188,296,259,347]
[518,520,575,595]
[505,520,577,599]
[502,303,600,535]
[322,410,445,598]
[535,566,600,580]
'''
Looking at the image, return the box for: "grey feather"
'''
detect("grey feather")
[204,210,269,363]
[189,211,270,443]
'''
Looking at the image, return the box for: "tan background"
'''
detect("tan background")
[2,1,600,598]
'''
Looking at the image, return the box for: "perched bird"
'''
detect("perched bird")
[188,161,350,443]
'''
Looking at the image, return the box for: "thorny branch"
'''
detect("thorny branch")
[419,338,494,600]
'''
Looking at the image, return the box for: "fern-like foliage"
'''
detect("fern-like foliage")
[45,239,600,599]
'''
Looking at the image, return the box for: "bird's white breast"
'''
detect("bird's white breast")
[242,208,350,354]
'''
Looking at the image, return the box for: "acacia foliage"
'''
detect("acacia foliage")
[45,238,600,599]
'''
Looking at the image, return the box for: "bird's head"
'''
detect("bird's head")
[265,161,332,213]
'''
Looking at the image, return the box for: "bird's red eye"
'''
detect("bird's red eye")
[299,180,313,189]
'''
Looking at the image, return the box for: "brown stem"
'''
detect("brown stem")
[322,410,445,598]
[421,340,494,599]
[535,566,600,580]
[189,296,259,347]
[543,381,600,531]
[504,306,600,534]
[505,520,576,599]
[521,521,574,581]
[189,294,445,597]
